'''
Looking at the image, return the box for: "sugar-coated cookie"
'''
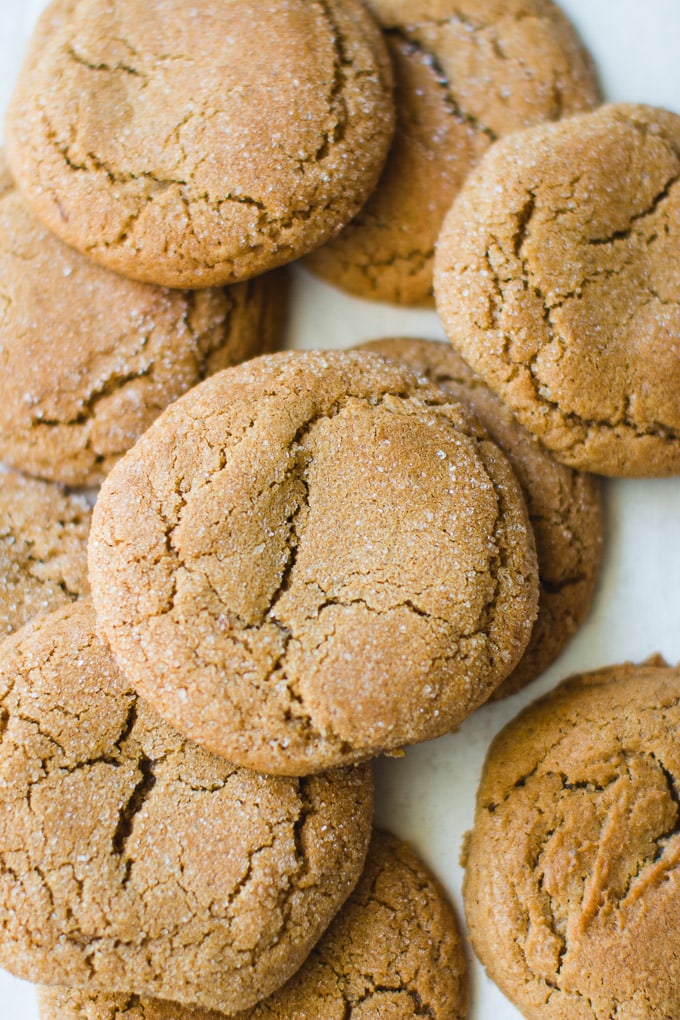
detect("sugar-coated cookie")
[0,152,286,486]
[464,656,680,1018]
[435,103,680,476]
[0,468,90,638]
[305,0,599,306]
[0,601,373,1014]
[89,350,539,775]
[359,338,602,696]
[5,0,394,288]
[39,830,468,1020]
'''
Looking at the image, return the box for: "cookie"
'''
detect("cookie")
[39,830,468,1020]
[358,338,602,696]
[5,0,394,289]
[0,468,90,638]
[89,349,539,775]
[434,103,680,476]
[0,152,286,487]
[0,600,373,1014]
[305,0,599,306]
[464,655,680,1019]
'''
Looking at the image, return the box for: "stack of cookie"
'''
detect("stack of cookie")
[1,0,680,1017]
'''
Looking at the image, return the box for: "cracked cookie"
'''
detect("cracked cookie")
[88,349,539,775]
[0,600,373,1014]
[39,829,468,1020]
[304,0,599,306]
[0,151,286,487]
[464,655,680,1019]
[5,0,394,289]
[0,468,90,639]
[434,103,680,476]
[357,338,602,697]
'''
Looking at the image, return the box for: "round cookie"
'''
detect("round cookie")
[39,830,468,1020]
[358,338,602,696]
[434,103,680,476]
[0,600,373,1014]
[89,349,539,775]
[464,656,680,1019]
[0,468,90,638]
[5,0,394,289]
[305,0,599,306]
[0,152,286,487]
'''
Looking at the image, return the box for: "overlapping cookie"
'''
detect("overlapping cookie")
[0,151,286,486]
[0,468,90,638]
[39,830,468,1020]
[435,103,680,476]
[305,0,599,305]
[0,601,373,1014]
[464,655,680,1018]
[5,0,395,288]
[89,350,539,775]
[358,338,602,695]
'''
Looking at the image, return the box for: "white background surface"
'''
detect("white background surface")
[1,2,680,1018]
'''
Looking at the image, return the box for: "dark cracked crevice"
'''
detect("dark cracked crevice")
[385,26,497,145]
[111,753,157,881]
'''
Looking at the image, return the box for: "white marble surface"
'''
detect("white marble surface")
[1,2,680,1018]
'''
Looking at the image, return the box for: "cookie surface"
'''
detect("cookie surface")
[89,350,538,775]
[434,103,680,476]
[39,830,468,1020]
[305,0,599,306]
[464,656,680,1019]
[0,600,373,1013]
[0,468,90,638]
[0,152,285,486]
[5,0,394,288]
[359,338,602,696]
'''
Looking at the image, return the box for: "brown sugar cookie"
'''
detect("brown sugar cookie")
[0,152,286,487]
[89,350,539,776]
[304,0,599,306]
[464,655,680,1019]
[5,0,394,289]
[39,830,468,1020]
[0,468,90,638]
[434,103,680,477]
[358,338,602,696]
[0,600,373,1013]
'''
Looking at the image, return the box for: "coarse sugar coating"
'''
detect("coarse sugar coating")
[434,103,680,476]
[305,0,599,306]
[5,0,395,288]
[0,150,286,487]
[39,830,468,1020]
[464,656,680,1018]
[89,349,539,775]
[358,338,602,696]
[0,468,90,638]
[0,600,373,1014]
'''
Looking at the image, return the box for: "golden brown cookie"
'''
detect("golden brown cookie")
[5,0,394,289]
[0,151,286,487]
[464,655,680,1019]
[39,830,468,1020]
[0,468,90,638]
[435,103,680,476]
[0,600,373,1013]
[305,0,599,306]
[89,350,539,775]
[358,338,602,696]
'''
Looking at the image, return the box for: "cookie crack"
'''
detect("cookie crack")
[587,169,680,246]
[66,44,147,81]
[110,752,157,883]
[385,27,497,144]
